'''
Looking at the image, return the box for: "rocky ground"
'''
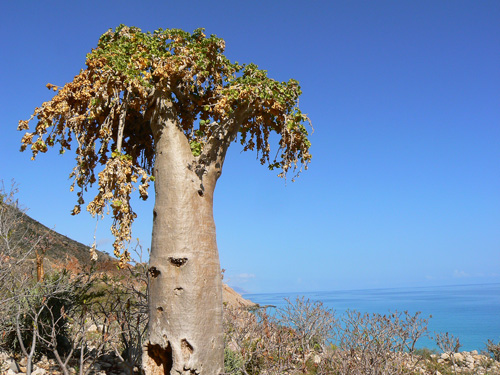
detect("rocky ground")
[0,350,137,375]
[0,286,255,375]
[427,350,500,374]
[2,349,499,375]
[406,350,500,374]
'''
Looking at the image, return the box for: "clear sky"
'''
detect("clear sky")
[1,0,499,293]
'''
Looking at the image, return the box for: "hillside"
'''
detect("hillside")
[9,206,115,272]
[7,205,255,307]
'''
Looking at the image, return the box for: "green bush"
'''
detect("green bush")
[2,270,94,359]
[414,347,438,360]
[224,348,245,375]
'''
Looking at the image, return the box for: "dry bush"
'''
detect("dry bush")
[223,297,337,375]
[0,181,40,327]
[435,331,461,354]
[223,298,434,375]
[3,256,148,375]
[89,241,149,374]
[434,331,461,371]
[486,339,500,361]
[277,297,336,374]
[3,264,119,375]
[329,310,430,375]
[0,180,47,373]
[223,306,290,374]
[0,181,149,375]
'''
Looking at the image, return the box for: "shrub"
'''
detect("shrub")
[223,299,437,375]
[224,348,245,375]
[414,347,438,360]
[486,339,500,361]
[435,331,461,353]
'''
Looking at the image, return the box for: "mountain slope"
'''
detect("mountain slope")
[7,205,255,307]
[7,205,113,273]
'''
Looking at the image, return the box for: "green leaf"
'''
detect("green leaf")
[112,200,122,207]
[190,141,202,156]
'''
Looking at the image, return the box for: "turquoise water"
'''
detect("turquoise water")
[244,283,500,352]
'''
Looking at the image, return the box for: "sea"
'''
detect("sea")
[244,283,500,352]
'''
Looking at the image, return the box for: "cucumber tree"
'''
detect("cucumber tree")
[19,25,312,375]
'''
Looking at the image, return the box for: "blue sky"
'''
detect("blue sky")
[1,0,499,293]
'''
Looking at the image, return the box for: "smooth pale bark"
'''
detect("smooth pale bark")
[143,99,225,375]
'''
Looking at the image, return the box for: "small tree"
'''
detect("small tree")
[0,181,44,358]
[0,181,37,291]
[19,25,312,374]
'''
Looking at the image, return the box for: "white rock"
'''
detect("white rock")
[441,353,450,360]
[471,350,478,355]
[6,358,20,373]
[19,357,27,367]
[32,368,47,375]
[453,352,464,362]
[0,351,10,361]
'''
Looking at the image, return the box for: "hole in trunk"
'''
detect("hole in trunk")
[149,266,161,278]
[181,339,194,361]
[157,306,164,312]
[174,287,184,296]
[169,257,188,267]
[147,342,172,375]
[198,183,205,196]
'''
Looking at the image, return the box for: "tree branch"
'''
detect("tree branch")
[201,105,252,167]
[116,90,130,154]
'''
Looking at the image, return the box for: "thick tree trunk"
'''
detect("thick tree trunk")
[143,100,224,375]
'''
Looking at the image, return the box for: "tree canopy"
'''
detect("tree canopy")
[19,25,312,265]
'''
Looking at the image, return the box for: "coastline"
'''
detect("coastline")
[243,283,500,352]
